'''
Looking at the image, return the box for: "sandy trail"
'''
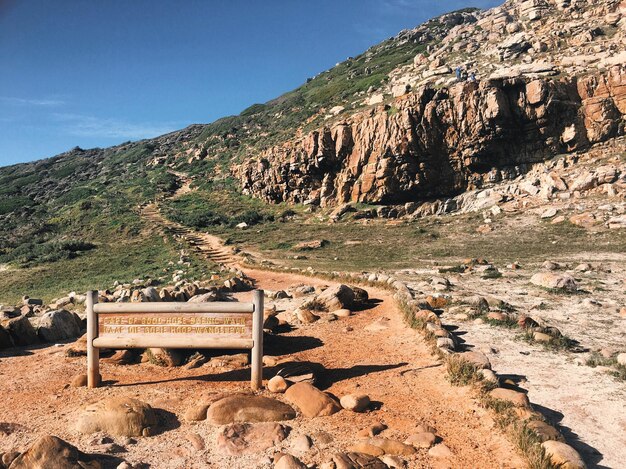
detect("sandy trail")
[0,269,521,468]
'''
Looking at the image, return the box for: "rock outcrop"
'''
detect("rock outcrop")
[238,66,625,207]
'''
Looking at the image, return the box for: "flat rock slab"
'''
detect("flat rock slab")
[75,397,158,437]
[284,382,341,418]
[206,395,296,424]
[9,435,100,469]
[488,388,530,408]
[530,272,578,292]
[217,422,289,455]
[325,452,388,469]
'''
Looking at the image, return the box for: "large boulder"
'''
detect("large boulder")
[1,315,38,346]
[541,441,586,469]
[216,422,289,455]
[75,397,158,437]
[37,310,81,342]
[0,325,14,348]
[284,382,341,418]
[530,272,578,292]
[315,285,355,311]
[8,435,101,469]
[206,395,296,424]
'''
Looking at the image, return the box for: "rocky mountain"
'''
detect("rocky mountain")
[236,0,626,207]
[0,0,624,265]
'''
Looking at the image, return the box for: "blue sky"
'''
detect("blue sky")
[0,0,500,166]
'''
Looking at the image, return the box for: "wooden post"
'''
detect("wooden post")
[251,289,264,390]
[86,290,100,388]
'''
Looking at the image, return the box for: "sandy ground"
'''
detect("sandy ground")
[0,269,523,468]
[395,257,626,469]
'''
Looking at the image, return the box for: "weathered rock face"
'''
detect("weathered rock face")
[238,66,625,207]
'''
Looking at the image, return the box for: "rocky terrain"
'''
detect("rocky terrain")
[0,0,625,468]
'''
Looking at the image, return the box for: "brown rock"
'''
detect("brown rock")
[325,452,388,469]
[368,437,416,456]
[75,397,158,437]
[527,420,563,442]
[206,395,296,424]
[458,351,491,369]
[488,388,530,408]
[275,454,307,469]
[541,441,586,469]
[217,422,289,455]
[268,376,289,393]
[69,374,88,388]
[8,435,100,469]
[1,315,38,346]
[347,442,385,457]
[284,382,341,418]
[340,394,370,412]
[530,272,578,292]
[186,433,205,451]
[405,431,437,448]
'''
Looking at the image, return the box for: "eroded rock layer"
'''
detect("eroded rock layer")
[238,66,625,206]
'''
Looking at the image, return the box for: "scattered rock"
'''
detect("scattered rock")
[275,454,307,469]
[1,315,38,346]
[75,397,158,437]
[37,310,81,342]
[458,351,492,369]
[268,376,289,393]
[70,374,88,388]
[284,382,341,418]
[428,443,453,458]
[206,395,296,424]
[316,284,356,311]
[217,422,289,456]
[488,388,530,408]
[340,394,370,412]
[530,272,578,292]
[541,441,586,469]
[8,435,101,469]
[405,432,437,448]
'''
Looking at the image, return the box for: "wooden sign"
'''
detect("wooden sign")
[85,290,264,390]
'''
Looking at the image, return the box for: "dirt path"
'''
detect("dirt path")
[0,175,524,468]
[0,269,521,468]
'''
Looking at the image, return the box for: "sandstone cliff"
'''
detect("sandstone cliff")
[238,66,625,206]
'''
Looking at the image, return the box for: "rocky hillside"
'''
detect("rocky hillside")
[237,0,626,206]
[0,0,624,271]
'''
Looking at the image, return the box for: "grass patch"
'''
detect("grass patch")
[521,330,577,352]
[446,355,482,386]
[0,234,215,304]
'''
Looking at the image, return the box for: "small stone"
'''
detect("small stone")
[290,434,312,452]
[347,442,385,457]
[356,423,387,438]
[340,394,370,412]
[479,369,499,384]
[428,443,453,458]
[268,376,289,393]
[70,373,88,388]
[217,422,289,456]
[186,433,205,451]
[533,331,552,342]
[379,454,406,468]
[334,309,352,318]
[405,432,437,448]
[275,454,307,469]
[616,353,626,366]
[368,438,416,456]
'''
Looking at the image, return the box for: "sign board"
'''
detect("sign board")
[85,290,264,390]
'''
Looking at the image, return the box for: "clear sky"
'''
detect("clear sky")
[0,0,500,166]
